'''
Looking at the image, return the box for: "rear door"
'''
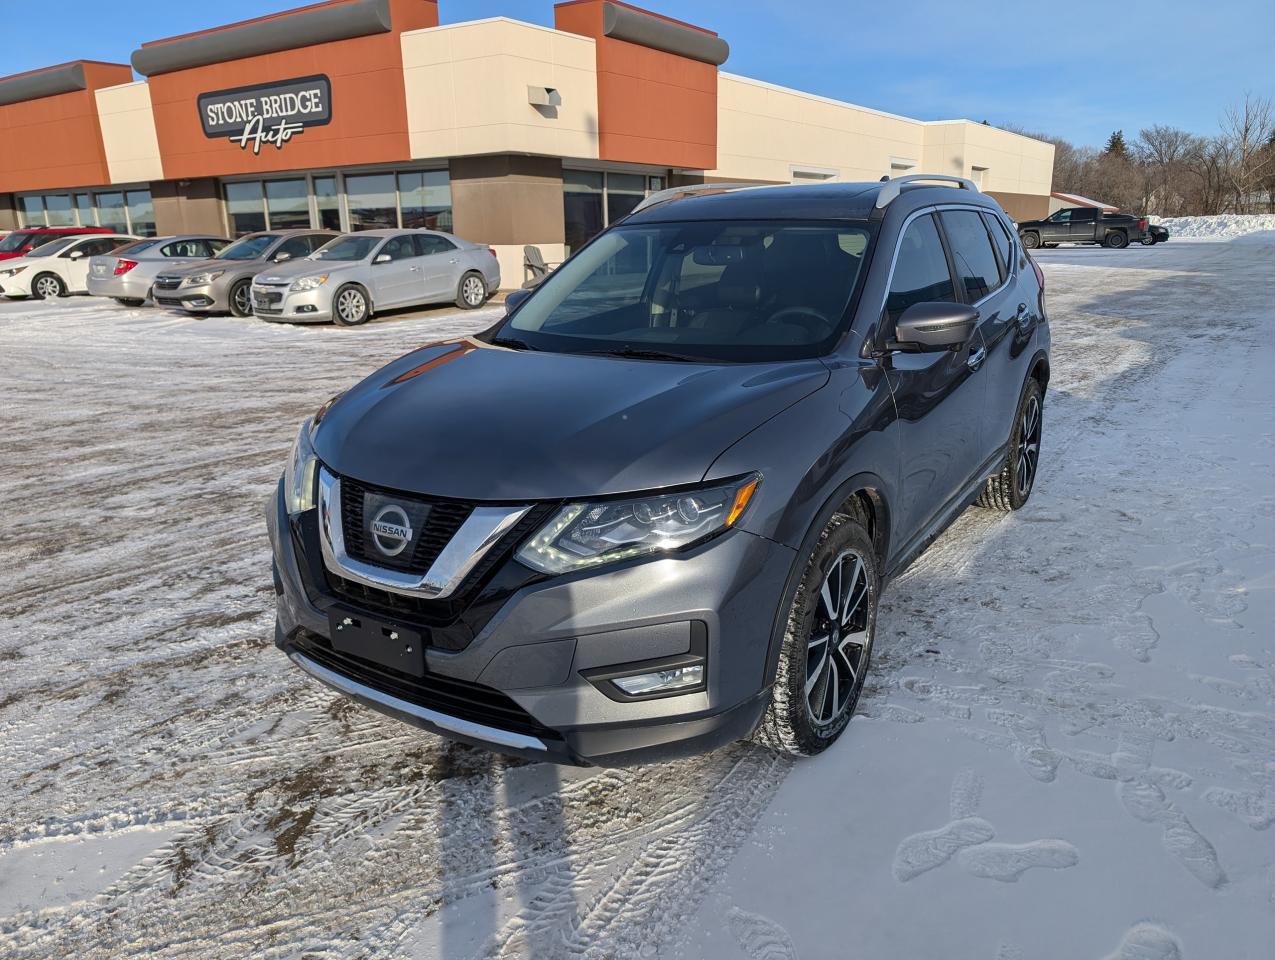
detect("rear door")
[368,235,424,307]
[414,233,460,302]
[882,212,988,546]
[1068,207,1099,242]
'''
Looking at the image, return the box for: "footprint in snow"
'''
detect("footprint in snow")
[1101,922,1183,960]
[958,839,1080,882]
[726,906,799,960]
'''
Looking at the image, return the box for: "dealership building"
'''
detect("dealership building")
[0,0,1055,285]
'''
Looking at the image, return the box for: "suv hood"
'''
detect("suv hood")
[313,339,830,501]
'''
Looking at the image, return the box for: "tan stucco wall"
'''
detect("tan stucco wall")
[401,18,600,162]
[95,81,164,185]
[152,178,226,237]
[707,73,1053,203]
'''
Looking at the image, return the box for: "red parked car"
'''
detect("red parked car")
[0,226,114,261]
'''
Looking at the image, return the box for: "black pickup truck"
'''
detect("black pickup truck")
[1017,207,1149,249]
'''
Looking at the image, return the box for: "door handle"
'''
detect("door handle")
[966,344,987,371]
[448,258,459,264]
[410,266,421,272]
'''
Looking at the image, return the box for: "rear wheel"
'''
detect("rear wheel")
[756,510,878,757]
[114,297,144,307]
[333,285,371,326]
[31,273,66,299]
[228,279,253,317]
[1103,230,1128,249]
[456,271,487,309]
[977,378,1044,511]
[1021,232,1041,249]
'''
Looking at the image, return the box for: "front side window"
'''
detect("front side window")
[1050,209,1071,223]
[502,220,873,363]
[379,235,417,261]
[314,235,379,261]
[216,234,279,260]
[940,210,1002,303]
[272,236,314,262]
[886,214,956,325]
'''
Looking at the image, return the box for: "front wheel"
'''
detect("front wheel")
[31,273,67,299]
[333,285,371,326]
[1021,232,1041,249]
[114,297,145,307]
[456,271,488,309]
[977,378,1044,511]
[756,511,878,757]
[228,279,253,317]
[1140,235,1157,246]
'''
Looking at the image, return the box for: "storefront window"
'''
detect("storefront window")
[96,192,128,233]
[399,170,452,231]
[265,179,310,230]
[226,182,266,236]
[75,193,94,226]
[606,174,646,225]
[564,170,604,253]
[44,194,75,226]
[346,173,397,231]
[314,176,341,231]
[126,189,155,236]
[19,196,44,227]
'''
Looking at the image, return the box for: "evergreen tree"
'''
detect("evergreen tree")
[1105,130,1129,156]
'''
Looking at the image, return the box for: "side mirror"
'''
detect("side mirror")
[374,253,391,264]
[274,251,292,262]
[891,302,978,351]
[504,288,532,314]
[68,250,84,259]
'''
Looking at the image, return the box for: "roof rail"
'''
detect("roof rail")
[630,181,765,214]
[875,173,980,208]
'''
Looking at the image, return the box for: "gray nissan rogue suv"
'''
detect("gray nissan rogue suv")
[268,175,1050,765]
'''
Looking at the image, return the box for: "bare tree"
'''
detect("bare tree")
[1220,93,1275,212]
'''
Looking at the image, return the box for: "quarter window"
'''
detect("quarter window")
[886,215,956,325]
[940,210,1002,303]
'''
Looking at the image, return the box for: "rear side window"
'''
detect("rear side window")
[1072,208,1098,222]
[981,212,1014,279]
[415,234,456,256]
[940,210,1002,303]
[886,214,956,324]
[75,238,122,257]
[161,240,207,257]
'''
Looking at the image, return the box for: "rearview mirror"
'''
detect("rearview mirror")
[891,302,978,351]
[504,288,531,314]
[374,253,391,264]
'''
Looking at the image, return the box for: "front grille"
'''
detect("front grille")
[341,476,474,574]
[291,629,561,741]
[154,276,182,292]
[155,296,184,307]
[253,289,283,306]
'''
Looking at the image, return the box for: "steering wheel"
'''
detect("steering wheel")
[767,306,832,340]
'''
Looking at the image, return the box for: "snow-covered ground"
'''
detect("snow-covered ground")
[1,237,1273,959]
[1151,213,1275,240]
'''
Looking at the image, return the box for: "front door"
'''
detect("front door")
[368,234,424,307]
[881,212,988,547]
[1040,209,1070,243]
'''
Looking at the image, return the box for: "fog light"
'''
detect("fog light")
[296,304,317,313]
[191,297,211,307]
[612,664,704,696]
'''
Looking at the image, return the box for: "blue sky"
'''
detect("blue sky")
[9,0,1272,146]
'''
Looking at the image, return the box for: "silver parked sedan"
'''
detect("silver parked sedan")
[86,235,229,305]
[251,229,501,325]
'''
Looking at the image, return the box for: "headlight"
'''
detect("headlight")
[515,474,760,575]
[182,271,224,286]
[284,420,320,515]
[290,274,329,292]
[0,267,23,278]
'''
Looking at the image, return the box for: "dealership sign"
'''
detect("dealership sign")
[198,75,331,154]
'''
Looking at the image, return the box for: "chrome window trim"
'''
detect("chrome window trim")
[318,467,531,600]
[288,649,548,753]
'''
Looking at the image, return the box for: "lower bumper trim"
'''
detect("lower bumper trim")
[287,648,548,753]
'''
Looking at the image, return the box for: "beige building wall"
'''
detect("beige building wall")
[95,81,164,185]
[922,122,1054,196]
[401,18,600,163]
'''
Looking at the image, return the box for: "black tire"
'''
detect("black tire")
[755,508,878,758]
[30,273,66,300]
[1043,243,1059,248]
[456,271,488,309]
[976,378,1044,511]
[333,284,371,326]
[1103,230,1128,249]
[113,297,145,307]
[1021,232,1041,249]
[228,279,253,317]
[1140,235,1157,246]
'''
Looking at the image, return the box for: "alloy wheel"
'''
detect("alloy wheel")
[805,548,871,725]
[1016,394,1042,497]
[337,289,367,323]
[233,285,252,315]
[462,275,485,306]
[36,276,62,298]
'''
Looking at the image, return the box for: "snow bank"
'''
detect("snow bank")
[1151,213,1275,240]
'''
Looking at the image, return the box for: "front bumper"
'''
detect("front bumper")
[268,481,793,765]
[253,284,333,323]
[0,272,32,297]
[87,273,152,300]
[153,281,224,312]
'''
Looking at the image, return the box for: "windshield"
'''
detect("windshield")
[112,238,164,257]
[25,236,80,258]
[216,234,279,260]
[313,236,379,261]
[0,232,36,253]
[499,220,874,362]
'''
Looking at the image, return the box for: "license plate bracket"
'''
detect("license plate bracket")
[328,609,425,677]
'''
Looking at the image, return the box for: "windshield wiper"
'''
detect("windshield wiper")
[489,335,539,351]
[580,346,701,362]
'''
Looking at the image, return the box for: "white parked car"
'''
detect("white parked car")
[0,233,136,299]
